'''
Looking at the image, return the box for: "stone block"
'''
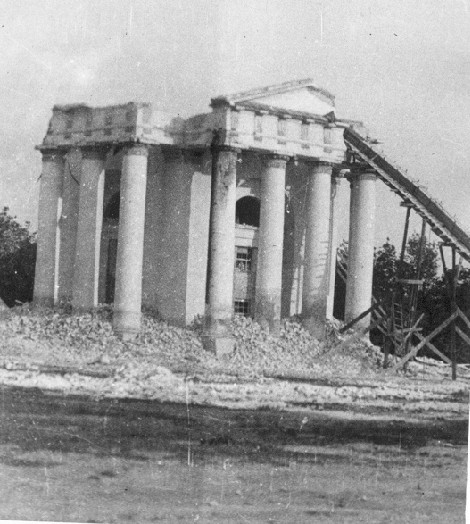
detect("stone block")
[201,335,235,357]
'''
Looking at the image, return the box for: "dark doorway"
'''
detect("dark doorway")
[105,238,118,303]
[104,192,120,220]
[236,196,260,227]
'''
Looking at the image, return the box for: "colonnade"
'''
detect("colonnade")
[34,143,377,345]
[34,144,149,338]
[204,145,378,350]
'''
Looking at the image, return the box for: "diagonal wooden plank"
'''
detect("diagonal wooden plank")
[339,304,377,334]
[415,332,451,364]
[456,326,470,351]
[402,314,424,345]
[372,296,387,316]
[457,308,470,332]
[334,316,384,351]
[393,314,423,359]
[391,311,458,372]
[374,324,387,336]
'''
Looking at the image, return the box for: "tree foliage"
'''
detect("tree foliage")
[403,232,438,282]
[336,233,470,362]
[372,234,470,362]
[372,238,398,306]
[0,208,36,307]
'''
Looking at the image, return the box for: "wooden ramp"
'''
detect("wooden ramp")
[344,127,470,262]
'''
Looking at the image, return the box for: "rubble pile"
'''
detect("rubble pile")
[227,315,381,379]
[1,306,468,413]
[0,305,384,381]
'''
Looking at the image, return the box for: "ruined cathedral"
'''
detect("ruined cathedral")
[33,79,380,349]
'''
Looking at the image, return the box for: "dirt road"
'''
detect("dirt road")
[0,386,467,523]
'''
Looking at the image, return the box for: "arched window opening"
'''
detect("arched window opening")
[104,192,120,220]
[236,196,260,228]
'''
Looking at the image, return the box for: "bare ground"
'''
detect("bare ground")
[0,387,467,523]
[0,307,468,522]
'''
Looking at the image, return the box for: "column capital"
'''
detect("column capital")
[210,143,241,155]
[162,146,184,163]
[81,146,109,161]
[307,161,334,175]
[306,160,334,168]
[123,143,149,157]
[211,129,244,151]
[40,148,66,162]
[346,168,377,184]
[331,175,342,190]
[332,166,348,178]
[262,153,289,169]
[348,165,377,175]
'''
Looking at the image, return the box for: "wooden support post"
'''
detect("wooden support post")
[399,206,411,272]
[450,248,457,380]
[450,248,461,380]
[383,318,392,368]
[409,220,426,326]
[401,314,424,347]
[439,245,462,380]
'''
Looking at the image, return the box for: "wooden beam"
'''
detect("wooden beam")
[415,332,451,364]
[458,308,470,332]
[335,316,384,351]
[391,311,458,372]
[394,327,423,335]
[450,247,459,379]
[339,304,377,334]
[395,314,424,357]
[372,298,387,318]
[398,279,424,286]
[399,206,411,271]
[375,324,387,336]
[456,326,470,351]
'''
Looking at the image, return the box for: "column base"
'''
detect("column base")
[202,317,235,356]
[302,317,327,340]
[33,297,55,309]
[254,294,281,336]
[71,303,96,314]
[71,296,98,312]
[113,309,142,339]
[258,318,281,337]
[0,299,9,318]
[344,313,371,333]
[201,334,235,357]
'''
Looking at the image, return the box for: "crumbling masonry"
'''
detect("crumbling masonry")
[34,79,470,350]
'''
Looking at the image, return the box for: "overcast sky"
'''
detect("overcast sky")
[1,0,469,247]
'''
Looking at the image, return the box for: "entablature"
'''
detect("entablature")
[38,80,366,166]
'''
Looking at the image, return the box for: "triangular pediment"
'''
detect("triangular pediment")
[212,79,335,117]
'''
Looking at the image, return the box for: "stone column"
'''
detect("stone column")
[344,170,377,329]
[58,149,81,302]
[203,145,238,354]
[72,148,106,310]
[326,175,341,320]
[302,162,332,337]
[33,149,64,307]
[113,144,148,337]
[254,154,287,334]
